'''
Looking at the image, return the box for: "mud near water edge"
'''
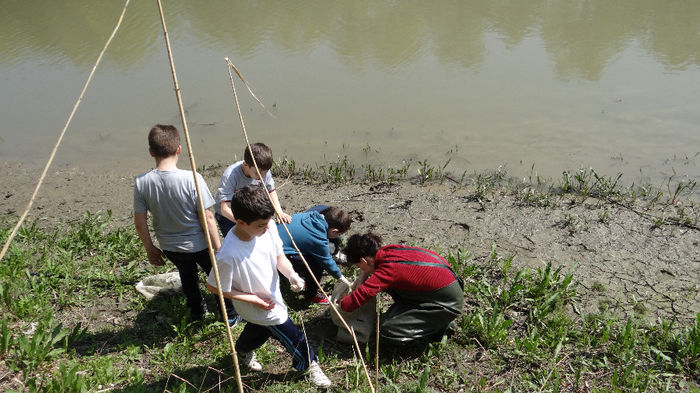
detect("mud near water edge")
[1,161,698,323]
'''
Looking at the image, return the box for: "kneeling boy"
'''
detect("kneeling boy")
[206,185,331,388]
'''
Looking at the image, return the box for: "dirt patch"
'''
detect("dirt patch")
[2,161,698,321]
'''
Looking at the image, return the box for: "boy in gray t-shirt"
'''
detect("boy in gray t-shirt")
[134,124,235,322]
[214,143,291,236]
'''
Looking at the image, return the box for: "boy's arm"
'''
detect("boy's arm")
[199,208,221,251]
[340,274,382,312]
[134,212,165,266]
[220,201,236,223]
[309,240,344,279]
[269,190,292,224]
[276,254,305,291]
[206,284,274,310]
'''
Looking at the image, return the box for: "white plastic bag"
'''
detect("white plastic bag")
[330,277,376,344]
[134,271,181,300]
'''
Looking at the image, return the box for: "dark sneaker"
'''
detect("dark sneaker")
[191,303,208,321]
[227,314,243,328]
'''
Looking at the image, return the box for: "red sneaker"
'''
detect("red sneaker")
[309,290,329,304]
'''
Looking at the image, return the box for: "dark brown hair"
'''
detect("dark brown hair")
[243,143,273,171]
[342,232,382,264]
[148,124,180,158]
[230,185,275,224]
[320,206,352,233]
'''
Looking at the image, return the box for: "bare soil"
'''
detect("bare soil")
[2,161,698,322]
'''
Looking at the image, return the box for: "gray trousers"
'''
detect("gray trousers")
[380,280,464,344]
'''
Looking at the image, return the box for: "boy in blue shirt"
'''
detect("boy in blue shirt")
[206,186,331,388]
[278,206,352,303]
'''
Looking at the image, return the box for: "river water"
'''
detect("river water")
[1,1,698,193]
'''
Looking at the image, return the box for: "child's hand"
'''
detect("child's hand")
[289,272,305,292]
[275,212,292,224]
[146,245,166,266]
[254,297,275,310]
[330,276,352,304]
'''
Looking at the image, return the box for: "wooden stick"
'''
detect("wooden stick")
[375,296,381,391]
[154,2,243,393]
[0,0,131,263]
[299,314,313,369]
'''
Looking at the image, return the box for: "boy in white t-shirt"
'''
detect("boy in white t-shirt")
[206,185,331,388]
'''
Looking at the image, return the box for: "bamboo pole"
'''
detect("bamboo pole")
[225,59,375,393]
[376,296,381,390]
[154,2,243,393]
[0,0,131,263]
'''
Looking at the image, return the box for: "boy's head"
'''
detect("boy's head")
[231,185,275,225]
[320,206,352,238]
[342,232,383,272]
[148,124,180,158]
[242,143,273,179]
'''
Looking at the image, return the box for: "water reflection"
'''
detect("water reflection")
[1,1,698,78]
[0,0,698,195]
[541,1,700,79]
[0,1,163,67]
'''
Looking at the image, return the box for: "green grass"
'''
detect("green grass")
[1,212,698,392]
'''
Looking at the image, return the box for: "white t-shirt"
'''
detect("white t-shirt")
[207,220,287,325]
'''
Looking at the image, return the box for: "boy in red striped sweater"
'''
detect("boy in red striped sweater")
[339,232,464,344]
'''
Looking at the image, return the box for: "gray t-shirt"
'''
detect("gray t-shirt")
[133,169,215,252]
[214,161,275,214]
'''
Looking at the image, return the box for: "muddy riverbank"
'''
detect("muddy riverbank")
[2,161,698,322]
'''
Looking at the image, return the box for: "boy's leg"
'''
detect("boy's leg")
[266,318,317,371]
[288,254,325,300]
[379,283,463,344]
[163,249,207,319]
[196,249,239,324]
[236,322,272,353]
[215,213,235,237]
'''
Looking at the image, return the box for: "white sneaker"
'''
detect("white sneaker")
[307,361,331,388]
[241,351,262,371]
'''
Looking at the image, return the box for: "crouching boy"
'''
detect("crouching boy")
[277,205,353,304]
[206,185,331,388]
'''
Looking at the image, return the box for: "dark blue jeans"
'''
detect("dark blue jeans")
[236,317,317,371]
[163,248,236,318]
[288,254,325,299]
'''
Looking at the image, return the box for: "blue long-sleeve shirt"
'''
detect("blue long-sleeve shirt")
[277,211,342,279]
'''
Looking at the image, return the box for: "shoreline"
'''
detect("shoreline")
[2,160,698,322]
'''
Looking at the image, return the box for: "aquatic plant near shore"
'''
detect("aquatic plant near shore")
[272,157,699,208]
[273,156,412,184]
[666,169,697,205]
[560,167,623,199]
[417,159,451,184]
